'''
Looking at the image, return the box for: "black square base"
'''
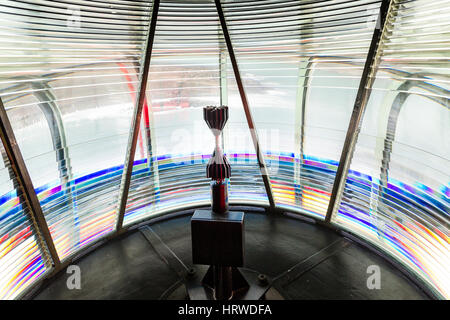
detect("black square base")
[191,210,244,267]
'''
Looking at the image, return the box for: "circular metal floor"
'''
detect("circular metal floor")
[32,209,430,300]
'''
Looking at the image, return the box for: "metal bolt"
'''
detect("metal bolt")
[187,268,196,278]
[258,273,268,285]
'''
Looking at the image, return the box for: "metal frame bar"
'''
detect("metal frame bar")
[325,0,392,223]
[116,0,160,231]
[214,0,275,209]
[0,97,60,268]
[131,55,161,210]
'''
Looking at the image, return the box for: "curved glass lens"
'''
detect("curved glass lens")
[0,0,448,300]
[0,139,48,299]
[0,1,153,264]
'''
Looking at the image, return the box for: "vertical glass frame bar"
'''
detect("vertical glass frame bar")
[215,0,276,209]
[326,0,392,222]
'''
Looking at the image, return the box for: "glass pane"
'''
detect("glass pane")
[124,0,268,226]
[336,0,450,299]
[221,0,382,218]
[225,67,269,206]
[0,1,153,260]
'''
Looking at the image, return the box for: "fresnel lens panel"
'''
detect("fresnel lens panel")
[221,0,384,218]
[0,0,448,300]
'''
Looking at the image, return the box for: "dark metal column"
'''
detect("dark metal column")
[116,0,160,231]
[325,0,392,223]
[214,0,275,209]
[0,97,60,268]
